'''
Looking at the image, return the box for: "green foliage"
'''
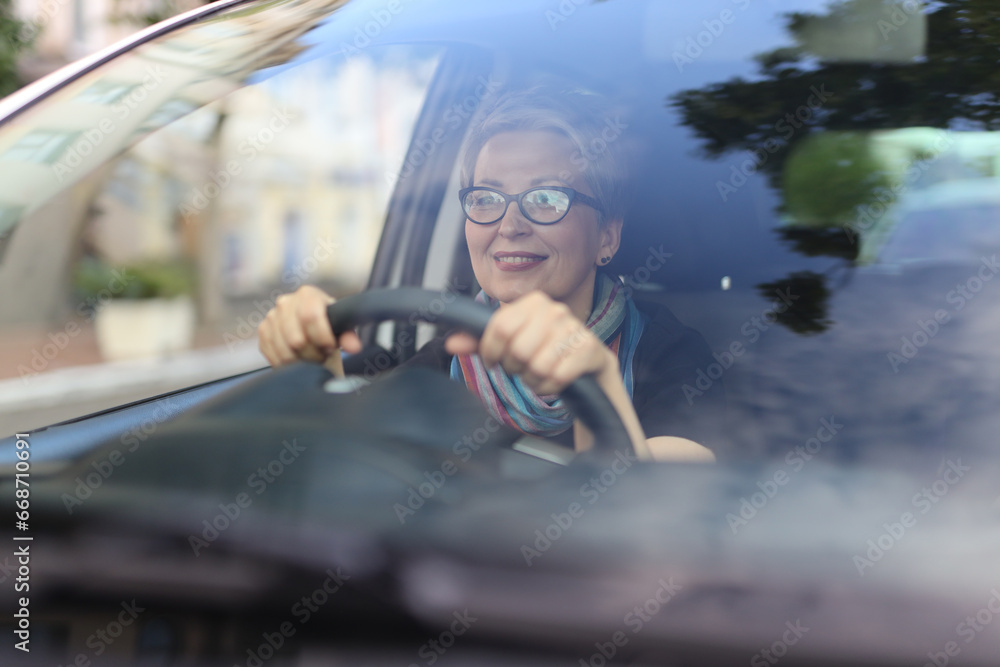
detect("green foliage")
[74,256,197,301]
[0,0,32,98]
[783,132,893,226]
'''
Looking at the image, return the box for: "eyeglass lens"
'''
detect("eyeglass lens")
[463,188,571,224]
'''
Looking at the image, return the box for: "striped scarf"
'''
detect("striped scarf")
[450,273,646,436]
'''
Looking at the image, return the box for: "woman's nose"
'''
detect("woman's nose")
[497,203,531,238]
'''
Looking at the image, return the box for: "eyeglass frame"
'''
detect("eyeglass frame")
[458,186,604,225]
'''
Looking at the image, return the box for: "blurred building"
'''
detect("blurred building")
[0,0,433,330]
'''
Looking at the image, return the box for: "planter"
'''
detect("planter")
[95,296,196,361]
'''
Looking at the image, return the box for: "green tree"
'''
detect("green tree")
[0,0,33,98]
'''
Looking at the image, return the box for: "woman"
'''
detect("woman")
[258,87,720,462]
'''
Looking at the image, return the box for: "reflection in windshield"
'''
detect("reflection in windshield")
[668,0,1000,463]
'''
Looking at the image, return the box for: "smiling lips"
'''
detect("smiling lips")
[494,252,548,271]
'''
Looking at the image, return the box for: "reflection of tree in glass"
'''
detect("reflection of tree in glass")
[671,0,1000,335]
[672,0,1000,224]
[776,227,858,262]
[758,271,832,335]
[673,0,1000,164]
[783,132,892,227]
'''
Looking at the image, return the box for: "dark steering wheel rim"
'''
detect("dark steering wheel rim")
[327,288,635,460]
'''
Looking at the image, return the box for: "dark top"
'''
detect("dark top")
[401,298,727,453]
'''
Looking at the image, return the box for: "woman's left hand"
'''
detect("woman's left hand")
[443,290,618,395]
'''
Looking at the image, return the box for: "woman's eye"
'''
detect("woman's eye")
[531,191,564,210]
[472,194,500,207]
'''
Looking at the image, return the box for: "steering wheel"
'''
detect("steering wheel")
[327,288,635,460]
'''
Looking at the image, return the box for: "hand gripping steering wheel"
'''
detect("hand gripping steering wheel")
[327,288,635,461]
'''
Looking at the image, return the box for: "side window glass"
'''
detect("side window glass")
[2,46,440,437]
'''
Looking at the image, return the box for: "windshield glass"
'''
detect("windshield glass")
[2,0,999,470]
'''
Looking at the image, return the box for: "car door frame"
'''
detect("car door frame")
[362,45,495,361]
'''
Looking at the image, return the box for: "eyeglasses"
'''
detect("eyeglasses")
[458,186,604,225]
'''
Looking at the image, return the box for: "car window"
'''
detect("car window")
[0,2,441,437]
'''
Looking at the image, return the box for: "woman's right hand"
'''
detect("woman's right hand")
[257,285,362,370]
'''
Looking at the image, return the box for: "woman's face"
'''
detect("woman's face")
[465,130,620,320]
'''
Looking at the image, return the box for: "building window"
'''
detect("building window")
[5,130,78,164]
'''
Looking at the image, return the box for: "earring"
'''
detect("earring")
[600,256,611,265]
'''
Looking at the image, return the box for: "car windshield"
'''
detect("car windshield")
[2,0,1000,472]
[9,2,1000,665]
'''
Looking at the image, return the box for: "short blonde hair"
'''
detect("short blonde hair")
[460,86,630,227]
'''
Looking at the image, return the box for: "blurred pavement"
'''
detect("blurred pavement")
[0,325,267,437]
